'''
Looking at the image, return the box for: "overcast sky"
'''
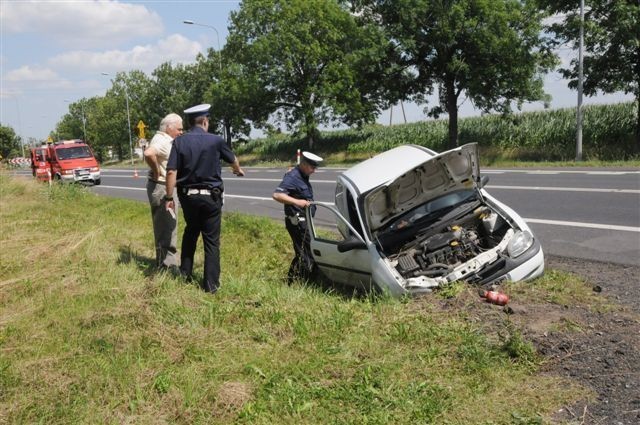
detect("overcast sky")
[1,0,633,145]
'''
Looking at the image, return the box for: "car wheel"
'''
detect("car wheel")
[94,179,101,186]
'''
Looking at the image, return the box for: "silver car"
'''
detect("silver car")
[306,143,544,297]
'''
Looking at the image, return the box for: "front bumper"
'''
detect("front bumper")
[60,170,101,183]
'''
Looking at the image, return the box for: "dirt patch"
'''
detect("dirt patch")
[213,381,253,419]
[432,254,640,424]
[539,255,640,425]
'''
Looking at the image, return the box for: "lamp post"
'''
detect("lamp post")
[183,20,222,71]
[101,72,134,166]
[183,19,229,146]
[64,99,87,141]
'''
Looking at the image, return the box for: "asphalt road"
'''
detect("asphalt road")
[12,166,640,266]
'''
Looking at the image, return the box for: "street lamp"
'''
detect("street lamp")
[183,19,230,146]
[183,20,222,71]
[64,99,87,142]
[101,72,134,166]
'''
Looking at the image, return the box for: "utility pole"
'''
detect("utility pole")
[576,0,584,161]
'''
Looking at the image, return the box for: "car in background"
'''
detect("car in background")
[306,143,544,297]
[31,140,101,185]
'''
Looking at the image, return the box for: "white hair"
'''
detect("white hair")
[159,113,182,132]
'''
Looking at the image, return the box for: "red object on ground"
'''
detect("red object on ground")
[483,290,509,306]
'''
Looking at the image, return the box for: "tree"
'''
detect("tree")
[207,59,274,142]
[103,71,152,161]
[145,62,199,132]
[541,0,640,151]
[226,0,390,148]
[0,124,22,159]
[56,99,87,141]
[356,0,558,149]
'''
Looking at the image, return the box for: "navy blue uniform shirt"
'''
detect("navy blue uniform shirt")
[275,166,316,217]
[167,127,235,189]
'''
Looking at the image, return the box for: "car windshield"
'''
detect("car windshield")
[381,189,478,234]
[57,146,92,160]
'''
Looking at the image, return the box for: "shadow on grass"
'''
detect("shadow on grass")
[117,245,158,278]
[291,271,381,302]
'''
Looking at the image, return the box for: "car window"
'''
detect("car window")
[311,205,364,244]
[57,146,92,160]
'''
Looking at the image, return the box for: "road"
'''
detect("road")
[12,166,640,266]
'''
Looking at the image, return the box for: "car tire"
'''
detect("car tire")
[94,179,101,186]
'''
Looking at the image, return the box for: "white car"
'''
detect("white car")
[306,143,544,297]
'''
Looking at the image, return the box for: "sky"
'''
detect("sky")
[0,0,634,147]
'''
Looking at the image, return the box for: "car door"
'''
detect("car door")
[306,203,374,289]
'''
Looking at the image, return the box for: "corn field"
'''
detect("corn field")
[236,102,637,161]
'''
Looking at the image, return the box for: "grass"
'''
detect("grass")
[0,174,593,424]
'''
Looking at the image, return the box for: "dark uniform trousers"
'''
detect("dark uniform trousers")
[285,216,315,283]
[178,189,223,293]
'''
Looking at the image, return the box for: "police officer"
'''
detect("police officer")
[272,151,323,283]
[165,104,245,294]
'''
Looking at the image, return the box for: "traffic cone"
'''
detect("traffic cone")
[133,168,139,178]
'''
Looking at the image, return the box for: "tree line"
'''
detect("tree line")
[2,0,638,161]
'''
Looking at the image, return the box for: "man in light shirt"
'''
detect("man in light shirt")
[144,113,183,269]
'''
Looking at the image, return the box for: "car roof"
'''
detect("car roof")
[340,145,437,195]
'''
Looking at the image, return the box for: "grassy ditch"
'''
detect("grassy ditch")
[1,175,602,424]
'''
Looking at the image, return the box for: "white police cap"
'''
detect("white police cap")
[302,151,323,167]
[183,103,211,117]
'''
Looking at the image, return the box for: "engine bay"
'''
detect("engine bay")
[387,206,510,281]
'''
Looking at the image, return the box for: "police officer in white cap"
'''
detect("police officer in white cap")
[165,104,244,294]
[272,151,323,283]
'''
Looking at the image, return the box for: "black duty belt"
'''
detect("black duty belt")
[180,187,222,196]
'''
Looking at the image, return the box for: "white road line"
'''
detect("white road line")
[487,185,640,194]
[483,170,639,175]
[96,176,640,192]
[98,185,145,191]
[99,175,338,183]
[524,218,640,233]
[94,185,639,232]
[226,177,337,183]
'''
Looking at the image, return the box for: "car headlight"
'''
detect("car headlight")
[507,230,533,258]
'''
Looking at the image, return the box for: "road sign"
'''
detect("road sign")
[136,120,147,139]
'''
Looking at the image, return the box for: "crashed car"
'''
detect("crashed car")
[306,143,544,297]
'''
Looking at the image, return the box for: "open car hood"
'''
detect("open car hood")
[364,143,480,232]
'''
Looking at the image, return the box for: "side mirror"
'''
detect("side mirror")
[337,235,367,253]
[479,175,490,188]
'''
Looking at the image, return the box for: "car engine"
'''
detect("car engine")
[389,207,508,279]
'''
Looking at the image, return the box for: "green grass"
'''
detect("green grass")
[0,175,591,423]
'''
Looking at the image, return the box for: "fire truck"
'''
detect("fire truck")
[30,140,101,185]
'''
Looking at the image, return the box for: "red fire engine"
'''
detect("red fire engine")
[30,140,101,185]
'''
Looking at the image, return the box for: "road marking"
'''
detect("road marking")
[483,169,640,175]
[93,186,639,232]
[524,218,640,233]
[487,185,640,194]
[91,177,640,192]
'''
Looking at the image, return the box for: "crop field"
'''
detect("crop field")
[236,102,637,164]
